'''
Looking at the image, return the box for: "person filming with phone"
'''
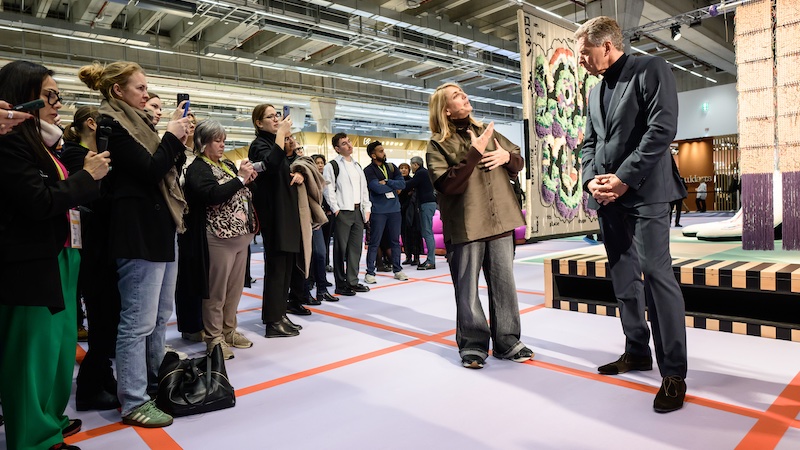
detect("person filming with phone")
[79,60,190,428]
[0,60,110,450]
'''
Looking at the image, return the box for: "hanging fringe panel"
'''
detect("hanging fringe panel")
[777,0,800,249]
[736,0,776,250]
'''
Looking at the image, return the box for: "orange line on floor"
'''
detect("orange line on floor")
[75,344,86,365]
[132,427,183,450]
[310,307,455,341]
[236,329,456,397]
[65,423,128,444]
[736,370,800,449]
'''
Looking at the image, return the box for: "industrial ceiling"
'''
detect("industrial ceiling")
[0,0,738,144]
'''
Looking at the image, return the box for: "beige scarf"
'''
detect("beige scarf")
[99,97,187,233]
[290,156,328,276]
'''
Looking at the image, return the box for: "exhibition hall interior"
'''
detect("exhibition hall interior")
[1,0,798,448]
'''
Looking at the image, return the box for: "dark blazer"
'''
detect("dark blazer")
[0,133,99,309]
[177,157,247,299]
[582,54,686,209]
[248,130,300,254]
[100,117,186,261]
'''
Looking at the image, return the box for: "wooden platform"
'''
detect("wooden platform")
[545,254,800,342]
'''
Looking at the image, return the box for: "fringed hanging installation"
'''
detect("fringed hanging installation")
[777,0,800,250]
[736,0,776,250]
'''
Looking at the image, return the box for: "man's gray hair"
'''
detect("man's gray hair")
[410,156,424,167]
[574,16,624,52]
[193,119,226,153]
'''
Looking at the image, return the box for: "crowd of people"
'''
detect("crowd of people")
[0,14,692,450]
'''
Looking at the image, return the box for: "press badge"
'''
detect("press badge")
[385,192,395,199]
[69,209,82,249]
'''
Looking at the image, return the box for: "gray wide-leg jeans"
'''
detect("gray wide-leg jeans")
[449,235,525,360]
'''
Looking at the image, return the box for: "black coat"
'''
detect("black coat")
[248,130,300,254]
[0,132,99,309]
[177,157,247,299]
[100,117,186,261]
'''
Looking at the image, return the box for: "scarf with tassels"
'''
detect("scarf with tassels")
[99,97,188,233]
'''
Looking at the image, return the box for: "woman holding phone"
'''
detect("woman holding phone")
[79,61,189,428]
[0,60,110,450]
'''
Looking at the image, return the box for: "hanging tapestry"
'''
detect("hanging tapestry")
[518,7,600,240]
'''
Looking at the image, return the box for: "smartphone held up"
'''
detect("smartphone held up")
[177,93,190,117]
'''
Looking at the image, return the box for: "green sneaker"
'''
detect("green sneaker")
[122,400,173,428]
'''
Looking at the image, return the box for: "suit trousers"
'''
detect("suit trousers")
[262,251,296,323]
[448,235,525,360]
[598,202,687,378]
[332,210,364,288]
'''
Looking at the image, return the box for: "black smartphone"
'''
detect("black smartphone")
[96,126,112,153]
[13,99,45,112]
[177,93,190,117]
[283,105,290,118]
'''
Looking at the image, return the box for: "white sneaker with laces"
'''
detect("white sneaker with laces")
[364,274,377,284]
[394,271,409,281]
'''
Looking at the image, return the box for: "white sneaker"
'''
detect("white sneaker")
[394,271,409,281]
[364,274,377,284]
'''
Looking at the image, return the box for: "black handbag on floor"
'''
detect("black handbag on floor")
[156,343,236,417]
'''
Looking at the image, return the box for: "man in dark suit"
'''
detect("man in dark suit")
[576,16,689,413]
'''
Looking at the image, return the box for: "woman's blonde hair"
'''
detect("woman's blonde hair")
[428,82,481,143]
[63,105,99,143]
[78,61,145,101]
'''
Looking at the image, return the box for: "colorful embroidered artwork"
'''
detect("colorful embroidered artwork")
[534,49,599,221]
[519,8,600,239]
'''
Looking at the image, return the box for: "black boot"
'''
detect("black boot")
[265,320,300,338]
[281,315,303,331]
[287,300,312,315]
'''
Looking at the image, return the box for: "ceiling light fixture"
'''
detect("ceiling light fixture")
[670,24,682,41]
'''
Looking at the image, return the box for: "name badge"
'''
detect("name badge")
[385,192,395,199]
[69,209,82,249]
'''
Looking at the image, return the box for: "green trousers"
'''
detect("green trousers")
[0,248,80,450]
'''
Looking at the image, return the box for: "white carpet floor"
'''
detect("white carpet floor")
[3,212,798,450]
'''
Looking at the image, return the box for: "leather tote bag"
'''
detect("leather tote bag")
[156,343,236,417]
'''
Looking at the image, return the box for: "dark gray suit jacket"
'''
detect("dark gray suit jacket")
[582,54,687,209]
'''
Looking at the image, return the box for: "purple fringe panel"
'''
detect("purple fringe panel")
[742,172,774,250]
[783,171,800,250]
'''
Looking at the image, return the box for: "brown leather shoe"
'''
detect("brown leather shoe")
[653,376,686,413]
[598,352,652,375]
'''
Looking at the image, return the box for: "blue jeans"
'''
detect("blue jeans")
[366,211,402,276]
[419,202,437,263]
[116,246,178,416]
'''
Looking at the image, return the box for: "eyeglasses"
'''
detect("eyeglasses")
[45,90,62,106]
[262,112,282,120]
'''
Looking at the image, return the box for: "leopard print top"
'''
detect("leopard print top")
[204,159,256,239]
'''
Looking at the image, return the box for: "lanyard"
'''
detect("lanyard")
[379,164,388,179]
[46,147,67,180]
[201,156,236,178]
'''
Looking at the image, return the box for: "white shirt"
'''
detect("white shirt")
[323,155,372,219]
